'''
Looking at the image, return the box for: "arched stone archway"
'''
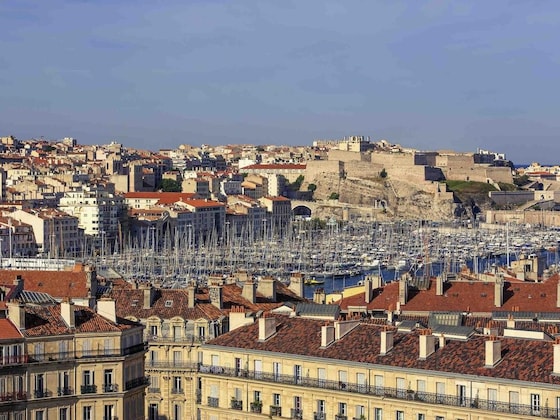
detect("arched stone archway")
[293,205,312,218]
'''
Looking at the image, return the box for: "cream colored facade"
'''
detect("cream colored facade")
[1,300,148,420]
[192,316,560,420]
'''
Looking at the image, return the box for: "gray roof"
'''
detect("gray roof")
[18,290,57,305]
[296,303,339,317]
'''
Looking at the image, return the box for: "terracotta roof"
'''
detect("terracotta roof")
[206,315,560,385]
[23,304,137,337]
[0,269,90,299]
[124,192,196,204]
[336,274,560,314]
[0,319,23,340]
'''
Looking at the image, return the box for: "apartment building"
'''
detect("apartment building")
[109,274,307,420]
[1,298,148,420]
[9,208,83,258]
[0,217,37,258]
[59,184,125,246]
[195,309,560,420]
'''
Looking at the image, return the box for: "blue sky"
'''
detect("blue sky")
[1,0,559,164]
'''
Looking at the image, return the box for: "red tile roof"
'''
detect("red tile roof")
[0,319,23,340]
[336,274,560,314]
[0,269,91,299]
[244,164,306,170]
[207,315,560,385]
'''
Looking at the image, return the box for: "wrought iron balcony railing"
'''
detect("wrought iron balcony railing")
[198,364,560,419]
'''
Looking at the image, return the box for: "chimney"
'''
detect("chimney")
[483,321,499,337]
[506,314,516,329]
[438,334,446,349]
[229,306,254,330]
[187,284,196,309]
[208,283,223,309]
[380,328,394,355]
[85,264,98,299]
[258,314,276,341]
[436,275,444,296]
[257,277,276,301]
[398,276,408,305]
[494,273,504,307]
[419,329,436,360]
[553,338,560,375]
[13,275,24,291]
[485,336,502,367]
[7,301,26,330]
[60,299,75,329]
[97,297,117,323]
[288,273,304,297]
[321,324,335,347]
[242,279,257,304]
[141,283,154,309]
[313,288,326,304]
[364,276,373,303]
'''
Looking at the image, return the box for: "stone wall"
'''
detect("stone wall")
[327,149,370,162]
[305,160,344,180]
[485,210,560,227]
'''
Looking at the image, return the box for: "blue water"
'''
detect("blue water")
[303,249,559,299]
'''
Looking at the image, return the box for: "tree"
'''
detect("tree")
[159,179,182,192]
[307,183,317,192]
[380,168,388,178]
[329,192,340,200]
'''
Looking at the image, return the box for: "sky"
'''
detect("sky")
[1,0,559,164]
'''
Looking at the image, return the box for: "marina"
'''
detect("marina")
[100,220,560,296]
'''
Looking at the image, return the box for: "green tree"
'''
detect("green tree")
[307,183,317,192]
[380,168,388,178]
[159,179,182,192]
[329,192,340,200]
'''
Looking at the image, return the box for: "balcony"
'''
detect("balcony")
[314,412,326,420]
[0,392,27,402]
[0,355,29,366]
[125,376,149,391]
[147,387,160,394]
[34,389,50,399]
[230,398,243,410]
[335,415,348,420]
[57,387,72,396]
[269,405,282,417]
[147,333,208,344]
[198,364,560,419]
[81,385,97,394]
[208,397,219,408]
[290,408,303,420]
[146,360,199,370]
[103,383,118,392]
[171,388,183,395]
[250,401,263,413]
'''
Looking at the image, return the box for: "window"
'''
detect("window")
[374,375,384,392]
[35,373,45,396]
[417,414,425,420]
[436,382,445,404]
[273,393,281,406]
[83,406,93,420]
[294,364,302,384]
[59,408,69,420]
[173,376,182,393]
[173,403,181,420]
[103,405,114,420]
[148,404,158,420]
[338,402,347,415]
[457,384,467,406]
[173,351,182,366]
[83,370,94,386]
[273,361,282,380]
[435,417,444,420]
[317,399,325,415]
[356,372,366,392]
[531,393,541,415]
[355,405,365,418]
[104,338,112,355]
[35,411,44,420]
[150,325,158,336]
[374,408,383,420]
[254,359,262,379]
[58,371,70,395]
[82,339,91,357]
[509,391,519,414]
[235,357,243,376]
[294,396,302,409]
[416,379,426,395]
[488,388,497,410]
[396,377,406,398]
[317,367,326,386]
[396,411,404,420]
[338,370,347,390]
